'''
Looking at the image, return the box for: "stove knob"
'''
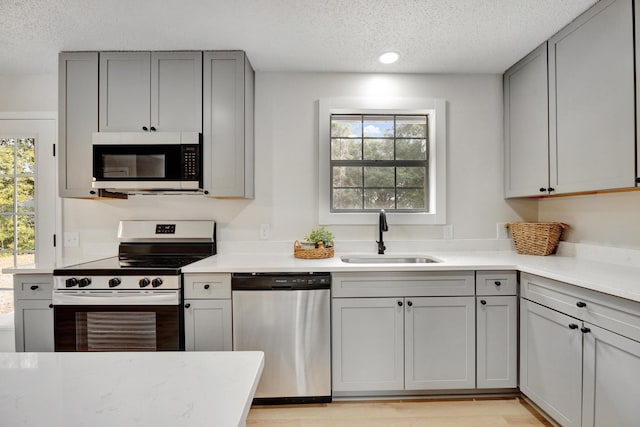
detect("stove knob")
[139,277,151,288]
[151,278,163,288]
[65,278,78,288]
[108,277,122,288]
[78,277,92,288]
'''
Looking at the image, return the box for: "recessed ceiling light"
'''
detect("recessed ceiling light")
[378,52,399,64]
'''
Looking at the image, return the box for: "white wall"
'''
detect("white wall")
[0,74,57,111]
[58,72,534,261]
[539,191,640,250]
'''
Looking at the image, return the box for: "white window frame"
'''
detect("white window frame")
[318,98,446,225]
[0,112,59,267]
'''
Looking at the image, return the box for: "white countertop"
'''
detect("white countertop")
[0,351,264,427]
[182,250,640,303]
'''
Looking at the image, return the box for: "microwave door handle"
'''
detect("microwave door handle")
[52,292,179,306]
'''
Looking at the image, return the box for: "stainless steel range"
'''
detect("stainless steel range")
[52,220,216,352]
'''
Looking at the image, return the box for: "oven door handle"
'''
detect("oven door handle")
[52,291,180,306]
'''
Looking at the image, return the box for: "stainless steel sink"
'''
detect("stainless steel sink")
[340,256,440,264]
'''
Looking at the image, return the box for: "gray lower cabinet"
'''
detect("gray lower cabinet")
[13,275,54,352]
[58,52,99,198]
[476,271,518,389]
[520,272,640,427]
[203,51,255,198]
[331,271,476,394]
[183,273,232,351]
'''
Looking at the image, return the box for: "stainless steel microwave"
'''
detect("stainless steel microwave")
[92,131,202,192]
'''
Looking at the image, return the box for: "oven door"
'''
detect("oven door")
[53,292,183,352]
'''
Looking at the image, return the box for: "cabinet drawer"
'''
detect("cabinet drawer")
[183,274,231,299]
[14,275,53,300]
[521,273,640,342]
[476,271,517,296]
[332,271,475,298]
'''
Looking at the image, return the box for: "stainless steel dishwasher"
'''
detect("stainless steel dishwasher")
[232,272,331,404]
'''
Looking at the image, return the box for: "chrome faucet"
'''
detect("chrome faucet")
[377,209,388,255]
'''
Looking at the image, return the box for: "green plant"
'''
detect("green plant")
[304,226,334,246]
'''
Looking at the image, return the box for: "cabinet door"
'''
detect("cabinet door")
[476,296,517,389]
[520,299,583,427]
[99,51,151,132]
[183,299,232,351]
[503,43,549,198]
[332,298,404,392]
[58,52,99,198]
[405,296,475,390]
[203,51,255,198]
[151,52,202,132]
[549,0,635,194]
[582,323,640,427]
[14,299,54,352]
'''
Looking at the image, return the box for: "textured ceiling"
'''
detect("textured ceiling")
[0,0,597,75]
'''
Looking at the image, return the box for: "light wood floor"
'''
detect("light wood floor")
[247,397,553,427]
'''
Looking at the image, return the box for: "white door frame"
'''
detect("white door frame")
[0,111,60,267]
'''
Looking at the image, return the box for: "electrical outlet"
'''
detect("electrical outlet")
[63,232,79,247]
[259,224,270,240]
[443,224,453,240]
[497,222,509,239]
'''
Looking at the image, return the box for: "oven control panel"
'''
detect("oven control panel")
[54,275,180,290]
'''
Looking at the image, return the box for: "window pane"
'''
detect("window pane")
[396,139,427,160]
[0,215,15,250]
[331,115,362,137]
[17,215,35,251]
[17,177,35,213]
[16,138,35,174]
[16,253,35,267]
[397,189,426,209]
[0,178,14,213]
[364,189,395,209]
[333,189,363,209]
[331,138,362,160]
[0,139,14,175]
[364,167,394,188]
[363,139,393,160]
[363,116,394,137]
[396,116,427,138]
[333,166,362,187]
[397,167,426,188]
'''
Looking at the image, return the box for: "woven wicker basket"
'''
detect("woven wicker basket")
[506,222,569,256]
[293,240,335,259]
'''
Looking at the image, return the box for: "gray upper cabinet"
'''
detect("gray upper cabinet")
[58,52,99,198]
[548,0,635,194]
[99,51,202,132]
[503,43,549,198]
[203,51,255,198]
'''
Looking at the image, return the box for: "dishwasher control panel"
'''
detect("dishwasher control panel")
[231,272,331,290]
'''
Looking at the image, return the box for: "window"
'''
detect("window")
[331,114,428,212]
[319,98,446,225]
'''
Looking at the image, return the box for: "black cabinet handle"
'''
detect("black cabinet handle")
[480,300,487,305]
[581,326,591,334]
[407,300,413,307]
[494,281,501,286]
[89,190,96,195]
[539,187,547,193]
[150,126,156,131]
[397,300,403,307]
[142,126,149,131]
[30,285,39,291]
[204,190,209,195]
[576,301,587,308]
[48,304,53,309]
[569,323,579,329]
[204,284,210,290]
[547,187,555,192]
[185,303,191,308]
